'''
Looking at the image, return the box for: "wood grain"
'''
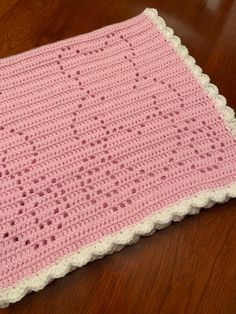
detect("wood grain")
[0,1,236,313]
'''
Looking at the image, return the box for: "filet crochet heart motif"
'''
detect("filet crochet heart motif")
[0,7,236,307]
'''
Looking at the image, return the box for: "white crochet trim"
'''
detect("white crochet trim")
[1,7,236,308]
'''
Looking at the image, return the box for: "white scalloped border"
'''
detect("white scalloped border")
[1,7,236,308]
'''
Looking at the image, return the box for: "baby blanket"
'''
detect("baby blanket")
[0,7,236,307]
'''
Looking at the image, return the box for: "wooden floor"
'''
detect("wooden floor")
[0,1,236,313]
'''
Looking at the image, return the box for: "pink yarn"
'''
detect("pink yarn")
[0,8,236,306]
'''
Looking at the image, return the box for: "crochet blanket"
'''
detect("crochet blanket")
[0,7,236,307]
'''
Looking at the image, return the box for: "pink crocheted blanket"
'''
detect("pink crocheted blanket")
[1,7,236,307]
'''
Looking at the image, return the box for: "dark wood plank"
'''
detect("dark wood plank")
[0,1,236,313]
